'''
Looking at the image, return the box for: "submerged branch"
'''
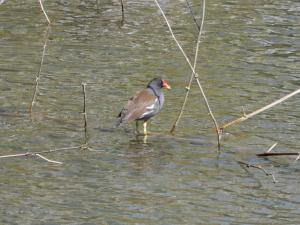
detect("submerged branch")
[238,161,277,183]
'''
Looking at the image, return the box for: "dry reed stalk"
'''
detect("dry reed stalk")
[1,82,93,163]
[38,0,51,24]
[154,0,196,73]
[82,83,88,146]
[29,24,51,119]
[171,0,205,134]
[120,0,124,23]
[154,0,221,148]
[220,88,300,130]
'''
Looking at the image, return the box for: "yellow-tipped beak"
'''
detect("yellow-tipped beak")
[162,80,171,90]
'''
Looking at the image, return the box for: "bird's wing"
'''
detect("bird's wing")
[118,89,157,123]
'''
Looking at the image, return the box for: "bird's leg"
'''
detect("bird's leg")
[135,121,140,135]
[143,121,147,135]
[143,134,148,144]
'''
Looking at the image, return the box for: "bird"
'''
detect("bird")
[117,77,171,135]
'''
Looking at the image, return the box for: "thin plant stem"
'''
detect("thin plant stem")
[220,88,300,130]
[171,0,205,134]
[154,0,195,73]
[29,24,51,119]
[38,0,51,24]
[195,77,221,149]
[185,0,200,31]
[82,82,88,146]
[154,0,221,148]
[120,0,124,24]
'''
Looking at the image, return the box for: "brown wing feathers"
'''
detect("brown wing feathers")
[118,89,156,124]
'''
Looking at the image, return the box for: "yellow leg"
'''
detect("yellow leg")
[143,121,147,135]
[143,134,148,144]
[135,121,139,134]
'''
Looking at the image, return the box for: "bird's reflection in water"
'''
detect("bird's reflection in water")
[126,138,152,170]
[135,133,148,144]
[131,133,150,145]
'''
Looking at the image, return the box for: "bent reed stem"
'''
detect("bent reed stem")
[220,88,300,130]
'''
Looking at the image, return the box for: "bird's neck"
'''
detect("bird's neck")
[148,86,163,107]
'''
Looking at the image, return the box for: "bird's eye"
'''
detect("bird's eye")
[160,80,164,87]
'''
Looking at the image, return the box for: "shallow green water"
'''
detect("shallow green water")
[0,0,299,224]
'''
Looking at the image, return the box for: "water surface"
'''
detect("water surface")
[0,0,299,224]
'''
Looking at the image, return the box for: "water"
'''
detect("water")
[0,0,299,224]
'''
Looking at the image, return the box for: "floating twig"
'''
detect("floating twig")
[257,152,300,157]
[238,161,277,183]
[220,88,300,130]
[0,145,84,160]
[29,24,51,119]
[257,144,300,161]
[38,0,51,24]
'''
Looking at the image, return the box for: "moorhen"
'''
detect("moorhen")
[117,77,171,135]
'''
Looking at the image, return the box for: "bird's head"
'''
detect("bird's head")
[148,78,171,90]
